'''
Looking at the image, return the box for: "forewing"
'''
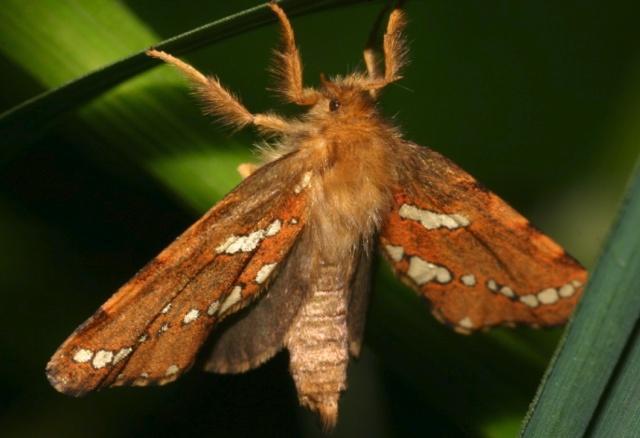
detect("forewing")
[47,153,310,395]
[380,144,587,333]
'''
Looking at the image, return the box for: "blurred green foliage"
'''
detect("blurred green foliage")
[0,1,638,437]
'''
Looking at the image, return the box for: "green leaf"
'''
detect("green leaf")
[521,159,640,437]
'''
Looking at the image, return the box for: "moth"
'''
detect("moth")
[46,2,588,429]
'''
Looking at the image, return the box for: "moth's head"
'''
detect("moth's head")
[303,74,383,120]
[293,6,408,121]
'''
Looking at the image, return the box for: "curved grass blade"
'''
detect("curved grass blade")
[0,0,363,151]
[521,158,640,437]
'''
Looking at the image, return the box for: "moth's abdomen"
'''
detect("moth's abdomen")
[285,265,350,429]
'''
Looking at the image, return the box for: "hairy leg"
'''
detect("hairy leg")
[147,49,294,134]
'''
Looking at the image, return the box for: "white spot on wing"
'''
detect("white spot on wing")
[215,235,238,253]
[559,283,576,298]
[161,303,172,314]
[385,245,404,262]
[520,294,539,308]
[138,334,148,343]
[225,230,266,254]
[290,218,299,224]
[255,263,277,284]
[219,286,243,314]
[500,286,515,298]
[487,279,498,291]
[183,308,200,324]
[407,256,452,285]
[399,204,470,230]
[159,323,169,333]
[571,280,582,288]
[113,347,132,365]
[265,219,282,237]
[538,288,559,304]
[461,274,476,287]
[216,224,275,254]
[165,365,179,376]
[92,350,114,369]
[207,300,220,316]
[73,349,93,363]
[459,317,474,329]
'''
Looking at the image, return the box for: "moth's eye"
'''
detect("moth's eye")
[329,99,341,112]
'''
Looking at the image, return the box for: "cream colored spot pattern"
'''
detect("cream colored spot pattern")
[459,317,474,329]
[216,219,284,255]
[265,219,282,237]
[460,274,476,287]
[407,256,452,285]
[486,278,581,307]
[385,244,404,262]
[183,309,200,324]
[92,350,114,369]
[559,283,576,298]
[165,365,179,376]
[219,286,243,314]
[255,263,277,284]
[73,349,93,363]
[520,294,539,308]
[538,288,559,304]
[215,235,238,253]
[207,300,220,316]
[500,286,515,298]
[113,347,132,365]
[399,204,470,230]
[222,230,266,254]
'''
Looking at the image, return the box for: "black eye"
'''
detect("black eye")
[329,99,340,112]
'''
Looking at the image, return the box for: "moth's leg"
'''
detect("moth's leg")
[147,49,292,134]
[237,163,259,179]
[268,3,319,105]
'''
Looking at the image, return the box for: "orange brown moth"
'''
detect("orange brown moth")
[46,2,588,429]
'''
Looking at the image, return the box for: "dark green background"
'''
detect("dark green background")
[0,1,638,437]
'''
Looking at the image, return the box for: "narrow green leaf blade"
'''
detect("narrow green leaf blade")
[521,159,640,437]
